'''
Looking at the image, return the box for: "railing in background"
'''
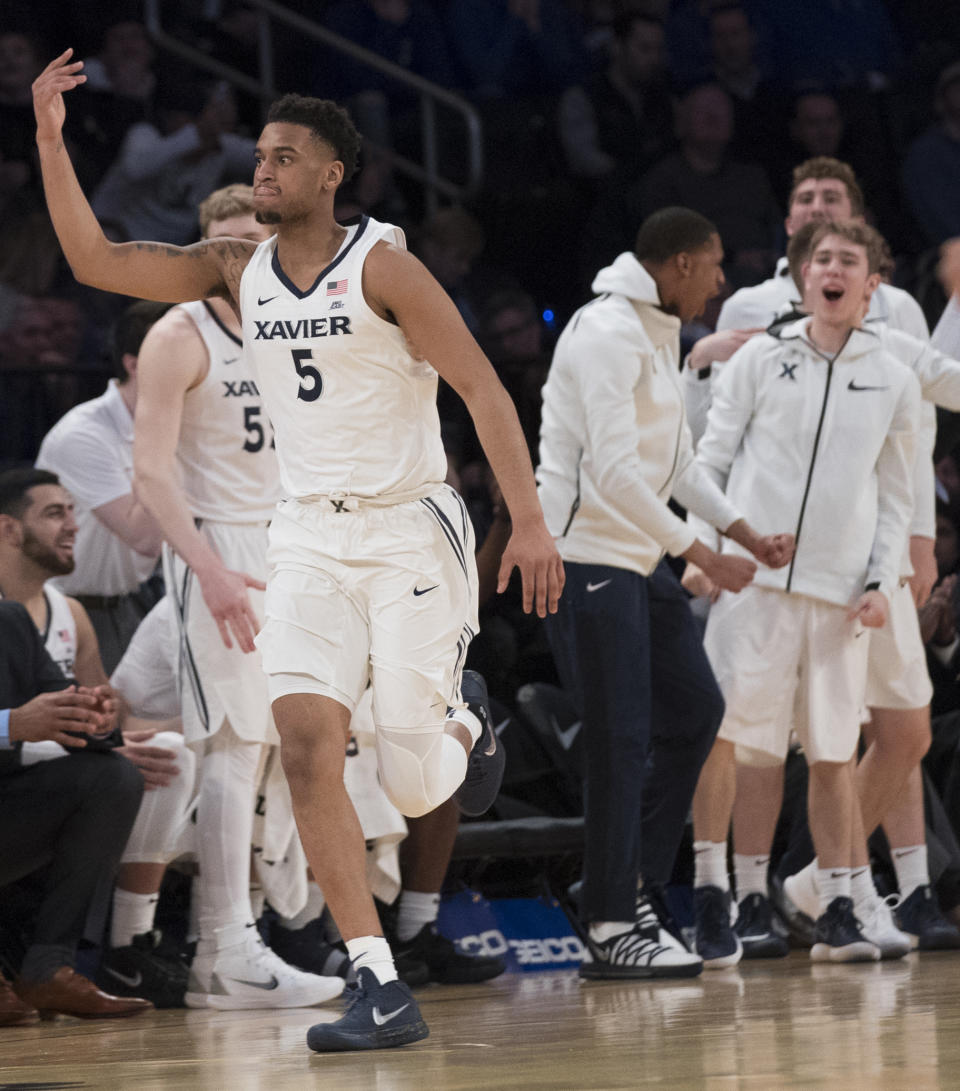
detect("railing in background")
[142,0,483,216]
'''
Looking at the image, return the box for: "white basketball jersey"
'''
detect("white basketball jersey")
[42,584,77,681]
[238,216,447,501]
[176,300,282,522]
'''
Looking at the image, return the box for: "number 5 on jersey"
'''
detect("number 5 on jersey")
[293,348,322,402]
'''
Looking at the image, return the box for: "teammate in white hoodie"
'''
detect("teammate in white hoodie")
[538,206,794,980]
[691,221,921,964]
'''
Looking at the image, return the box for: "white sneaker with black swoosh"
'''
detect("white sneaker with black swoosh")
[186,922,345,1010]
[307,968,428,1052]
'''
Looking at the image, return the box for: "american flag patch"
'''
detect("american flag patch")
[326,279,348,296]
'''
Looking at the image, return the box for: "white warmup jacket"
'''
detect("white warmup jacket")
[537,252,741,576]
[694,318,920,606]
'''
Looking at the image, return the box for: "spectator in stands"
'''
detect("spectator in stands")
[91,77,255,245]
[588,82,780,289]
[707,3,782,165]
[903,60,960,247]
[557,12,672,184]
[413,206,488,334]
[0,28,44,199]
[447,0,586,100]
[0,600,150,1021]
[65,14,156,187]
[35,302,167,673]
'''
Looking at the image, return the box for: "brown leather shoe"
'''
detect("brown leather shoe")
[14,966,154,1020]
[0,973,38,1026]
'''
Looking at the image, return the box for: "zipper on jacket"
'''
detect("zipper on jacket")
[785,358,835,591]
[560,450,583,537]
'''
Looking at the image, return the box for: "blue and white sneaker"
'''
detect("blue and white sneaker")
[306,968,429,1052]
[694,886,742,969]
[894,884,960,950]
[810,897,880,963]
[454,671,506,817]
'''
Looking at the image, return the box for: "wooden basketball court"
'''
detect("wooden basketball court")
[2,951,958,1088]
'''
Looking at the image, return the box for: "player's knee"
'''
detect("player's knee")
[376,728,467,818]
[734,743,785,769]
[279,726,345,794]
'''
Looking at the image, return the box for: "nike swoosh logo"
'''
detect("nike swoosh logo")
[105,966,142,989]
[830,871,847,878]
[413,584,438,596]
[372,1003,409,1026]
[847,379,889,392]
[550,713,580,751]
[227,974,279,990]
[224,357,238,365]
[258,295,278,306]
[586,580,612,593]
[893,848,919,859]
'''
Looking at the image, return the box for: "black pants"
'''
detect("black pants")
[0,751,143,965]
[546,560,725,922]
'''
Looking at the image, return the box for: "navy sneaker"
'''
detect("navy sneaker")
[394,923,505,985]
[453,671,506,817]
[734,894,789,959]
[810,896,879,963]
[306,967,428,1052]
[894,885,960,950]
[694,886,742,969]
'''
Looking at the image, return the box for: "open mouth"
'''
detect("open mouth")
[822,288,844,302]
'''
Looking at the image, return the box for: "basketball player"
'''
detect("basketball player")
[132,183,344,1010]
[33,51,563,1051]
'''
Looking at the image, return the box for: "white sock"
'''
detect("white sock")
[733,854,769,902]
[445,706,482,746]
[110,889,159,948]
[891,844,929,900]
[816,866,850,912]
[280,884,326,932]
[250,884,265,921]
[693,840,729,891]
[396,890,440,943]
[589,921,635,944]
[850,866,876,913]
[346,935,398,985]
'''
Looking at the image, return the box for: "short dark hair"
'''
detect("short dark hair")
[634,207,718,264]
[612,12,663,41]
[0,467,61,519]
[266,94,361,183]
[109,300,172,383]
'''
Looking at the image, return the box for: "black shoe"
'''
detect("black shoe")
[268,918,357,984]
[453,671,506,817]
[394,923,505,985]
[810,896,879,963]
[97,931,189,1009]
[894,885,960,950]
[306,967,428,1053]
[769,873,815,948]
[694,886,742,969]
[734,893,789,960]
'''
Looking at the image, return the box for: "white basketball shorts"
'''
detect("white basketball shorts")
[864,580,933,711]
[706,585,869,764]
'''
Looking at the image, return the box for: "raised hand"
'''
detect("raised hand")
[32,48,86,145]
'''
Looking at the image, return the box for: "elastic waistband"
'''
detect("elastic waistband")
[284,486,440,514]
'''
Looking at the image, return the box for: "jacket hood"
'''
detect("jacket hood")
[770,316,882,360]
[592,252,662,305]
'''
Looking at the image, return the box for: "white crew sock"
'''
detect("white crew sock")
[891,844,929,900]
[850,866,876,913]
[279,883,326,932]
[733,853,769,902]
[816,866,851,912]
[693,840,729,891]
[346,935,398,985]
[396,890,441,943]
[589,921,635,944]
[111,889,160,948]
